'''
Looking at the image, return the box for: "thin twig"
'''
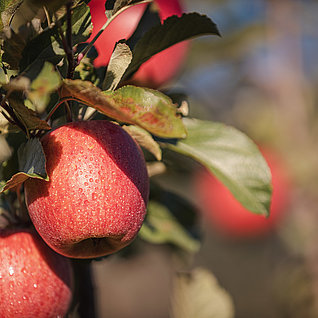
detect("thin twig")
[54,2,74,79]
[0,97,27,134]
[76,0,152,61]
[66,1,75,78]
[43,6,52,28]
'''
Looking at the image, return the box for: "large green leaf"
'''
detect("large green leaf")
[123,13,220,80]
[162,118,272,216]
[61,79,187,138]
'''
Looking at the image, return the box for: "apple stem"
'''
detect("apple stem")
[72,260,97,318]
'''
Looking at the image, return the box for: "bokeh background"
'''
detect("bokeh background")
[91,0,318,317]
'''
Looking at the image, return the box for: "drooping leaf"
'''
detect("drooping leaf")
[102,42,132,91]
[123,124,161,160]
[61,79,187,138]
[123,13,220,80]
[26,61,62,112]
[170,268,235,318]
[8,93,51,133]
[0,138,48,193]
[139,200,200,253]
[162,118,272,217]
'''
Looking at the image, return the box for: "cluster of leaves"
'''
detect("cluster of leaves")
[0,0,271,254]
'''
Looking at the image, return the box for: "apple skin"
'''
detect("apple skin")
[88,0,189,88]
[0,228,73,318]
[24,120,149,258]
[194,148,292,238]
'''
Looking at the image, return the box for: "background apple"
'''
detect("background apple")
[193,148,292,238]
[88,0,189,88]
[24,120,149,258]
[0,228,73,318]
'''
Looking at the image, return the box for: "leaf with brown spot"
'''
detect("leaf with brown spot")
[61,79,187,138]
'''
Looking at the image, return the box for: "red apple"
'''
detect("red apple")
[0,227,73,318]
[194,148,292,238]
[24,120,149,258]
[87,0,189,88]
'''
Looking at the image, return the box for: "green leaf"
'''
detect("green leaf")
[8,93,51,133]
[27,61,62,112]
[19,2,92,72]
[123,13,220,80]
[171,268,235,318]
[102,42,132,91]
[0,67,7,85]
[0,138,48,193]
[162,118,272,217]
[139,200,200,253]
[61,79,187,138]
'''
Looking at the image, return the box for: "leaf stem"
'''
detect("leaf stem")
[45,97,83,122]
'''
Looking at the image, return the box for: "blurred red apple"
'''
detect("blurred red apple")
[194,148,292,238]
[0,228,73,318]
[24,120,149,258]
[87,0,189,88]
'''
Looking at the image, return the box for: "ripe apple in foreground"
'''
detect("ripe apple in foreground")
[0,228,73,318]
[194,148,292,238]
[88,0,189,88]
[24,120,149,258]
